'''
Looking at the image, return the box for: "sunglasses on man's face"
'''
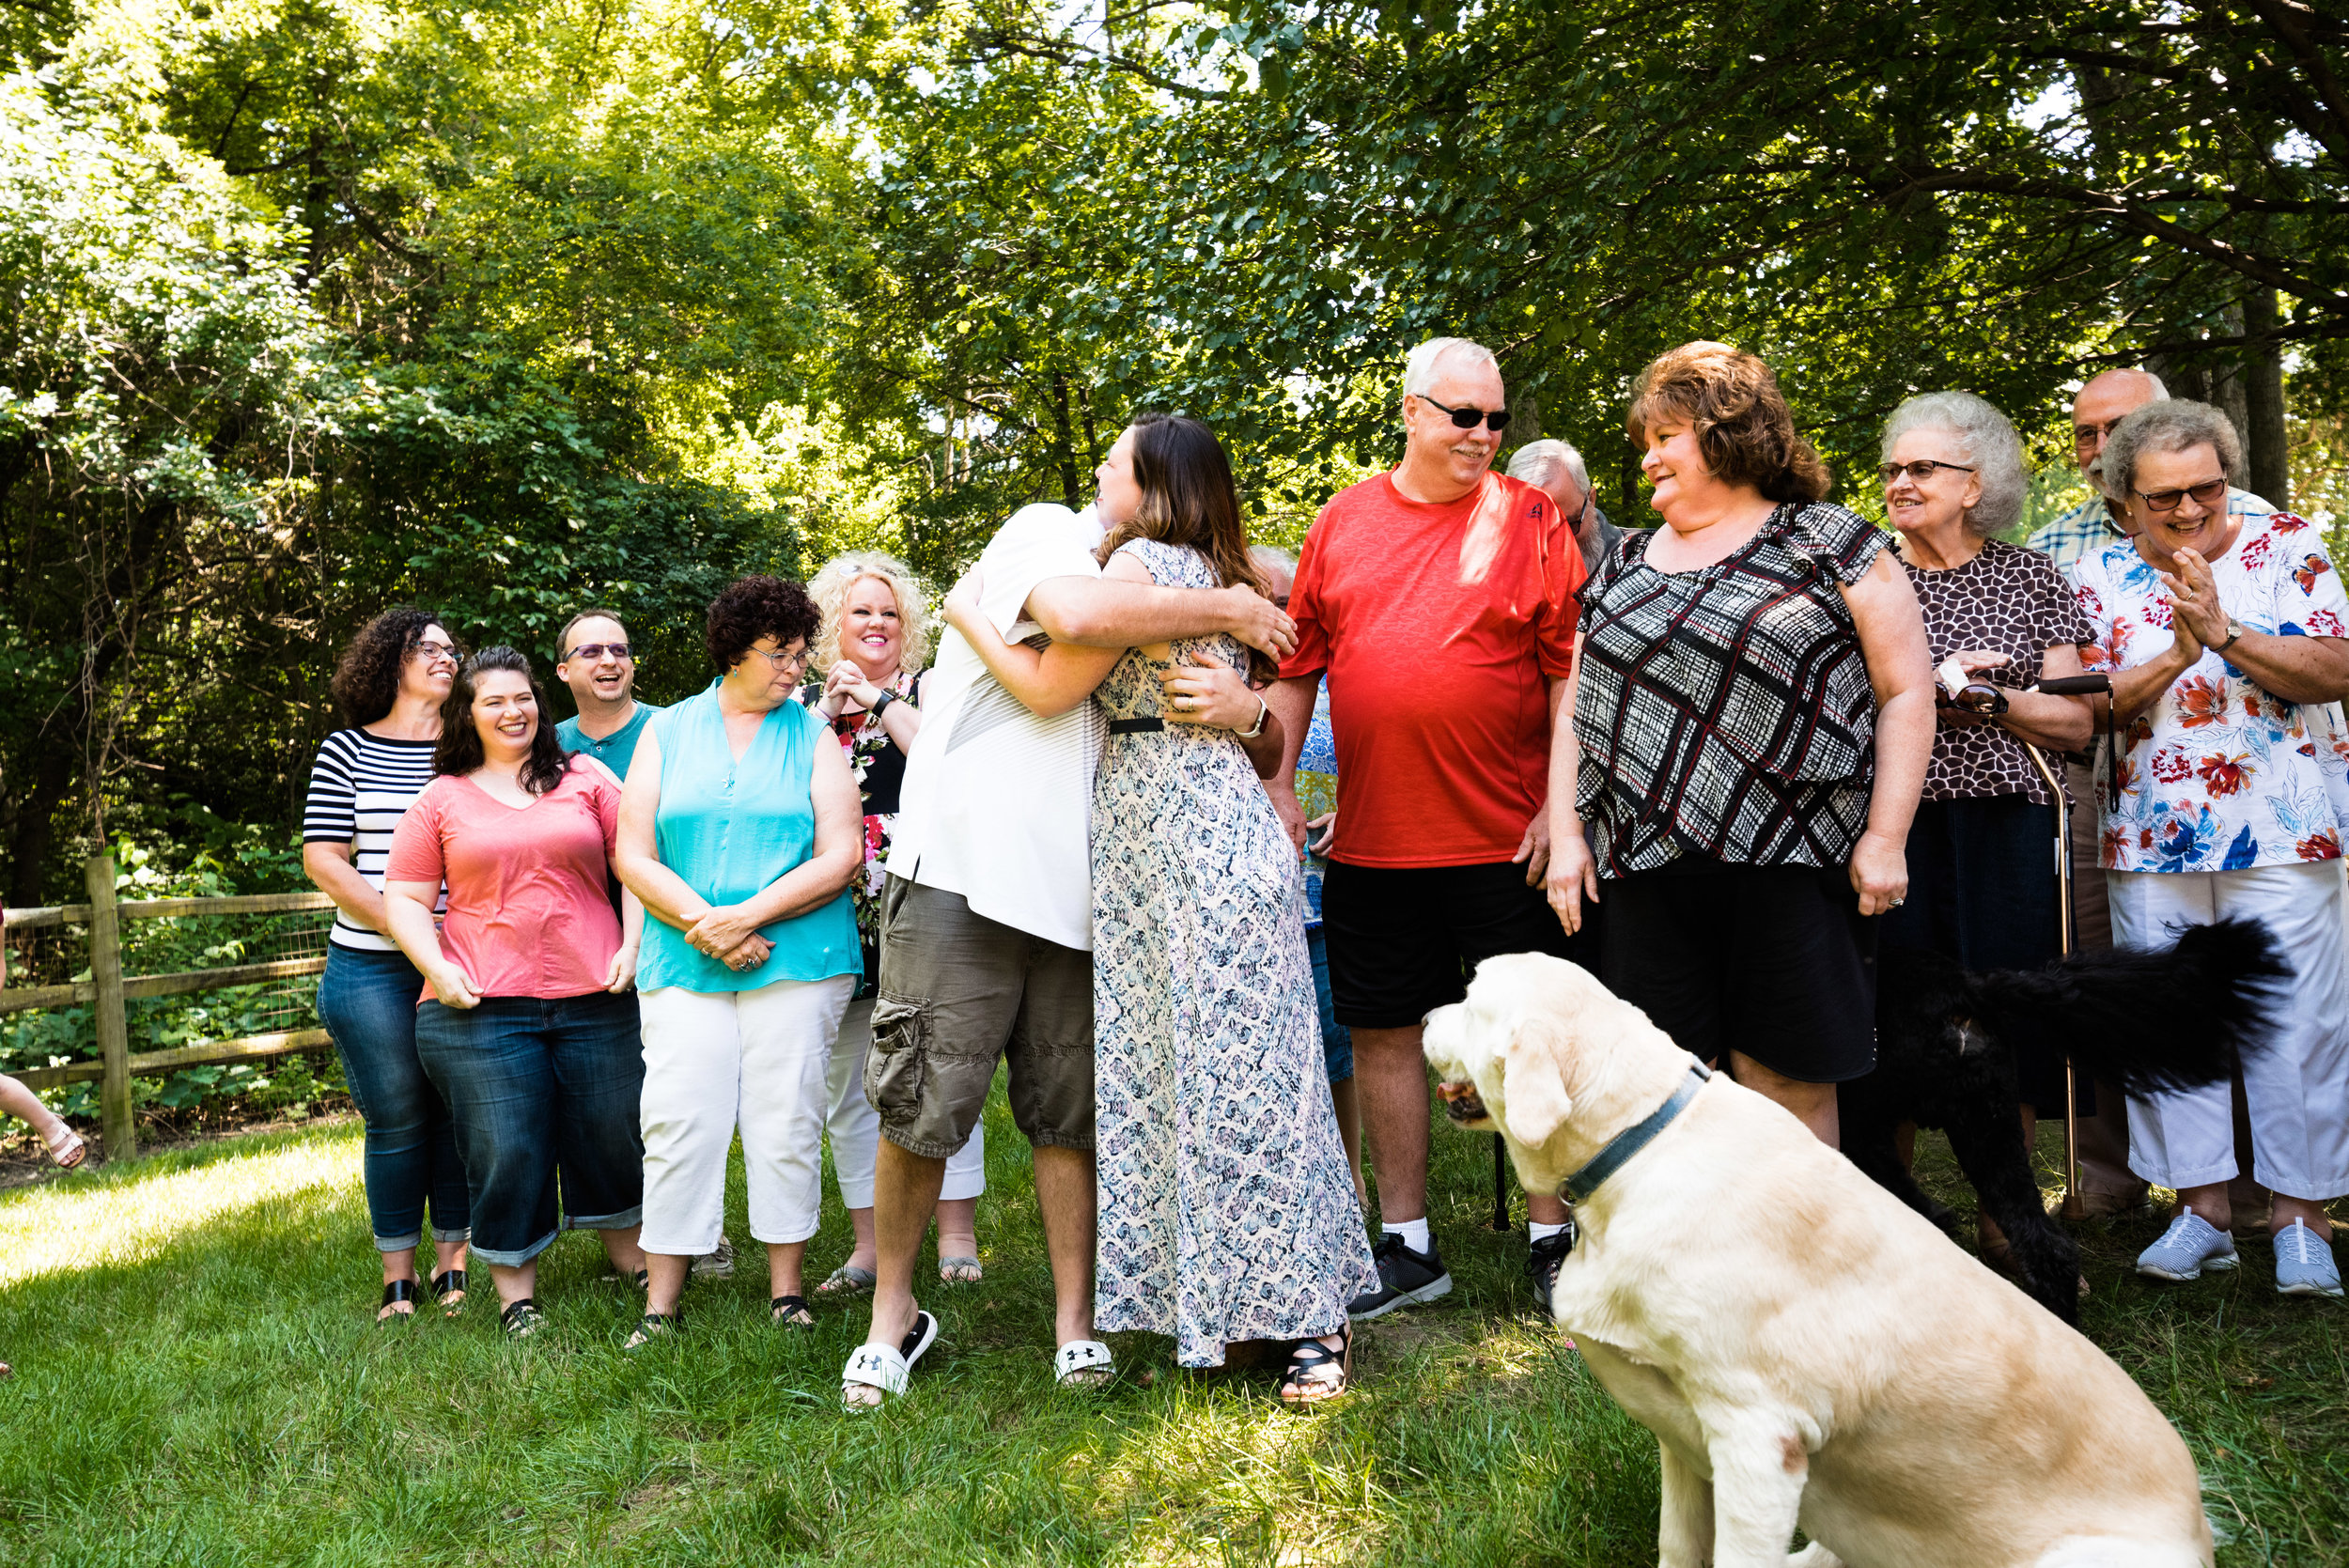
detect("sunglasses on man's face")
[1414,393,1509,433]
[568,643,631,661]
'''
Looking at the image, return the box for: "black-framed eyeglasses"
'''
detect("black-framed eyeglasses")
[568,643,632,661]
[1414,393,1509,432]
[1878,459,1976,485]
[2137,478,2228,514]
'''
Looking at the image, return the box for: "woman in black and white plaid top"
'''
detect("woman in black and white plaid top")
[1549,342,1936,1146]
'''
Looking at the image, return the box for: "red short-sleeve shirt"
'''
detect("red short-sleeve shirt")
[1281,470,1585,866]
[385,759,624,1001]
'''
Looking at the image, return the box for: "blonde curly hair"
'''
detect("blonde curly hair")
[808,551,934,676]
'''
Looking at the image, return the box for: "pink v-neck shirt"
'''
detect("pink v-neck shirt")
[386,760,625,1001]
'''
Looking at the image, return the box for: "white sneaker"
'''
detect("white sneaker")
[2135,1211,2238,1281]
[2274,1219,2343,1298]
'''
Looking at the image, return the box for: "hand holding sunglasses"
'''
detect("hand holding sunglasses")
[1934,656,2011,717]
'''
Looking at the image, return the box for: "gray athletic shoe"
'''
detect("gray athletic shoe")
[2135,1212,2237,1281]
[692,1235,736,1279]
[1346,1234,1454,1321]
[2274,1219,2343,1298]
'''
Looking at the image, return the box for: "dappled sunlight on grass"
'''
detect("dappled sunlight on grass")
[0,1123,361,1284]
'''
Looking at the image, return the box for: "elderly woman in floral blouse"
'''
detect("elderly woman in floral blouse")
[2075,398,2349,1298]
[801,551,987,1294]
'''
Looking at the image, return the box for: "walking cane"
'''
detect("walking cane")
[2028,670,2117,1224]
[2018,740,2087,1222]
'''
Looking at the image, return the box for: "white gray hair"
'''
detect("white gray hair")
[1403,337,1500,398]
[2101,399,2241,503]
[1248,544,1296,588]
[1506,439,1590,498]
[1880,391,2028,536]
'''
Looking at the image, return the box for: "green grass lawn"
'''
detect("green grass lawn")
[2,1087,2342,1567]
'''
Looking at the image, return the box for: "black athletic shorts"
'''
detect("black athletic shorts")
[1320,859,1595,1030]
[1599,859,1876,1083]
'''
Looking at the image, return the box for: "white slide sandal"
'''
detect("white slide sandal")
[841,1311,938,1409]
[1053,1338,1115,1389]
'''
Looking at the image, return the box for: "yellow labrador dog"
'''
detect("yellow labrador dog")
[1423,954,2210,1568]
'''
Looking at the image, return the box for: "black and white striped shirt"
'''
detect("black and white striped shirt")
[303,729,445,952]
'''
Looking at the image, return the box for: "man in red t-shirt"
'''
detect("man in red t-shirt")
[1266,336,1591,1319]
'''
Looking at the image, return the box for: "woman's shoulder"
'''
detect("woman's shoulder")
[1777,501,1888,582]
[1113,536,1213,585]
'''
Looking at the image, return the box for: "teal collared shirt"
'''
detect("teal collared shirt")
[556,700,663,784]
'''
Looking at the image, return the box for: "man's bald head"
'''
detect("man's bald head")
[2074,368,2169,486]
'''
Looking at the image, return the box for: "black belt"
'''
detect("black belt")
[1107,717,1164,734]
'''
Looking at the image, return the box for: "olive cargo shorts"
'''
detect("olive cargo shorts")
[864,876,1095,1159]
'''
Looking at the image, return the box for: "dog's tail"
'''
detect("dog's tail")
[1954,917,2287,1095]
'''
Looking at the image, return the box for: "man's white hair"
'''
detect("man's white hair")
[1403,337,1500,398]
[1506,439,1589,498]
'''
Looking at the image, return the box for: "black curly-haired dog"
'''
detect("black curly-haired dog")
[1841,917,2284,1326]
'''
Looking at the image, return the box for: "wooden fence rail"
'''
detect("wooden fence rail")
[1,854,336,1161]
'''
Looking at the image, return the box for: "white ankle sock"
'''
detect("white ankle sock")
[1529,1220,1570,1245]
[1385,1217,1431,1254]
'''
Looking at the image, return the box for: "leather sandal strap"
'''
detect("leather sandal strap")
[381,1279,419,1305]
[430,1269,467,1299]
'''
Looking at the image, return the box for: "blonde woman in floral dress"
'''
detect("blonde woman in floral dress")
[801,552,988,1294]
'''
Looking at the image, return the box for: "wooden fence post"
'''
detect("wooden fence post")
[86,852,135,1161]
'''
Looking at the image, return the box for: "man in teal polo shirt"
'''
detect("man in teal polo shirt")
[554,608,663,782]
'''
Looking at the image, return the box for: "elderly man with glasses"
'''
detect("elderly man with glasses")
[1264,336,1592,1317]
[1508,437,1625,572]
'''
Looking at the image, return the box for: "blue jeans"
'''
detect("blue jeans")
[317,945,472,1252]
[413,991,646,1268]
[1306,925,1353,1084]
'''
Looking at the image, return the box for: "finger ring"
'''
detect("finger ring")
[1889,897,1906,908]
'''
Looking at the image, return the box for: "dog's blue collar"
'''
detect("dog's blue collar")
[1559,1059,1711,1205]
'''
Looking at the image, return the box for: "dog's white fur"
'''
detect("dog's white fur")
[1423,955,2212,1568]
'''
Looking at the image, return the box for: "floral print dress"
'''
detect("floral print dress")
[804,667,922,989]
[1089,538,1377,1367]
[2074,507,2349,872]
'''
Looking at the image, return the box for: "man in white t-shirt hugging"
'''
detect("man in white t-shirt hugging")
[839,500,1291,1407]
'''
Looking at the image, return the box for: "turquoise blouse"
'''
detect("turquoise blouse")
[638,682,861,993]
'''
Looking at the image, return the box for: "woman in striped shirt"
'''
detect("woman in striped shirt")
[303,609,474,1322]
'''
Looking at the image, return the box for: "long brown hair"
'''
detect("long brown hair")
[435,646,572,797]
[1097,413,1274,677]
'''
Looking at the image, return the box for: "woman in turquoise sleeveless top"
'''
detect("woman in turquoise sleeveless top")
[614,575,863,1346]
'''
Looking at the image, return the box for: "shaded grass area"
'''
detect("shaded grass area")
[0,1089,2341,1566]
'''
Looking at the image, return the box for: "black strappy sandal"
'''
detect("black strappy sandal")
[624,1309,682,1351]
[1278,1326,1352,1406]
[378,1279,419,1324]
[430,1269,468,1317]
[500,1298,546,1340]
[770,1295,817,1329]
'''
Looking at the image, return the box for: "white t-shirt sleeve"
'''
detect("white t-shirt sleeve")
[978,504,1103,637]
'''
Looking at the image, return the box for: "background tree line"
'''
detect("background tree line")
[3,0,2343,906]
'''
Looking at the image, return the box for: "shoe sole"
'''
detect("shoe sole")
[2277,1281,2345,1297]
[2137,1255,2238,1281]
[1347,1272,1454,1322]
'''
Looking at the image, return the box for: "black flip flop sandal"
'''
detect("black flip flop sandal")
[500,1297,546,1339]
[625,1309,683,1350]
[378,1279,418,1323]
[430,1269,468,1316]
[770,1295,817,1328]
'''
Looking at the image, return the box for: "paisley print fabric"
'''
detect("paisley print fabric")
[2074,505,2349,873]
[1896,537,2093,805]
[1090,538,1377,1367]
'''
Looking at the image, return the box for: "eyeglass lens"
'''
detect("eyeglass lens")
[1877,460,1973,483]
[413,640,457,664]
[2143,479,2228,513]
[570,643,631,660]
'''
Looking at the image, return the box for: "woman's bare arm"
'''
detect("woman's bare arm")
[1844,551,1936,915]
[941,555,1145,717]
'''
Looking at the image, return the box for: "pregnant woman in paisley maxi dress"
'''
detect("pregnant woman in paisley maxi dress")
[944,413,1376,1402]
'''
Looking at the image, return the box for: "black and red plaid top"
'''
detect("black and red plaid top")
[1574,502,1889,877]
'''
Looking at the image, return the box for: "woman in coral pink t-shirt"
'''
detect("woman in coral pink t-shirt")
[384,645,649,1339]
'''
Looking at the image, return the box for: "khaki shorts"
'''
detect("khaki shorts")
[865,876,1095,1158]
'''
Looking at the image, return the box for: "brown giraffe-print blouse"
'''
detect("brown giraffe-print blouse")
[1897,536,2093,805]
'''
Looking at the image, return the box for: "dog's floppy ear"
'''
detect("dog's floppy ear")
[1496,1012,1573,1148]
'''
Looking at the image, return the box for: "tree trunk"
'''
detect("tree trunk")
[2244,289,2289,508]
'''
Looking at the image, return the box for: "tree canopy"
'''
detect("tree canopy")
[3,0,2343,898]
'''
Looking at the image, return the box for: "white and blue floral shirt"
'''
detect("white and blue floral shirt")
[2074,500,2349,872]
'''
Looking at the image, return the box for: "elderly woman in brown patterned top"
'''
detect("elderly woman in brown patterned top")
[1879,391,2097,1254]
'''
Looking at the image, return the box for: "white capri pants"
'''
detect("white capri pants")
[639,973,856,1253]
[2109,858,2349,1202]
[825,995,986,1208]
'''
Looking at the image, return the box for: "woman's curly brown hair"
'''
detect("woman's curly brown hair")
[329,607,455,727]
[1626,341,1833,504]
[705,575,822,671]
